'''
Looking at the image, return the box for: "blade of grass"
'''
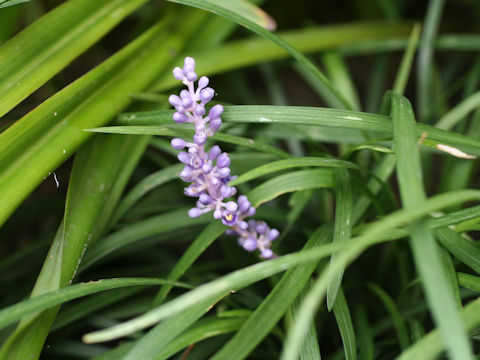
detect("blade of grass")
[417,0,445,120]
[393,23,421,94]
[152,221,226,306]
[365,283,410,349]
[0,8,204,227]
[327,169,353,310]
[391,92,472,359]
[87,125,291,159]
[113,105,480,156]
[210,226,332,360]
[0,278,185,331]
[332,287,357,360]
[230,157,359,186]
[167,0,353,109]
[396,296,480,360]
[0,134,149,359]
[0,0,148,117]
[0,0,31,8]
[82,189,480,343]
[354,306,374,360]
[435,91,480,130]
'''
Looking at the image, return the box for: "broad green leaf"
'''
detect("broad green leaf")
[82,189,480,343]
[168,0,353,109]
[332,288,357,360]
[327,169,353,310]
[0,278,184,331]
[0,0,148,117]
[211,226,331,360]
[391,92,473,359]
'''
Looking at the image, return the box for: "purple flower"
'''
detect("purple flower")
[169,56,278,259]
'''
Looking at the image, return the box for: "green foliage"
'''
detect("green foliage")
[2,0,480,359]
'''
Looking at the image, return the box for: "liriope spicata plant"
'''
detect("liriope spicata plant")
[2,0,480,360]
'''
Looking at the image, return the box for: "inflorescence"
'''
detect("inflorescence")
[169,57,279,259]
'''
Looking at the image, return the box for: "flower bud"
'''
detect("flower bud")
[173,67,184,80]
[171,138,186,150]
[209,104,224,119]
[209,145,221,160]
[200,87,215,103]
[217,153,230,168]
[173,112,187,123]
[198,76,209,89]
[188,207,203,218]
[168,94,182,107]
[177,151,191,164]
[243,238,257,251]
[225,201,238,212]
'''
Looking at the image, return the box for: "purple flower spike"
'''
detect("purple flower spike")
[168,56,278,259]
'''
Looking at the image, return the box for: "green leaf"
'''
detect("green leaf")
[110,163,183,226]
[397,296,480,360]
[0,134,149,359]
[391,92,473,359]
[123,294,228,359]
[210,226,332,360]
[434,227,480,275]
[155,317,247,359]
[230,157,359,186]
[0,9,203,227]
[153,221,226,306]
[87,125,291,159]
[0,0,148,117]
[82,189,480,344]
[114,105,480,157]
[327,169,353,310]
[0,278,183,331]
[246,169,334,207]
[417,0,445,119]
[167,0,353,109]
[80,208,211,270]
[393,23,421,95]
[0,0,30,9]
[332,288,357,360]
[365,283,410,349]
[436,91,480,130]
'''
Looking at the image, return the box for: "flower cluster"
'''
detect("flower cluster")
[169,57,279,258]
